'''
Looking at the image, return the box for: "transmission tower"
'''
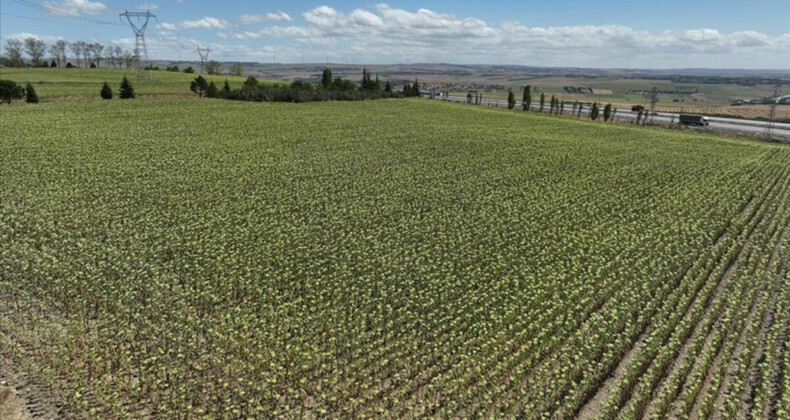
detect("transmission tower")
[120,9,156,82]
[765,85,781,140]
[196,46,211,74]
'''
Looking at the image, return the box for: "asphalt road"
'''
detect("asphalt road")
[443,96,790,140]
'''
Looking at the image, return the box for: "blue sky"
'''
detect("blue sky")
[2,0,789,68]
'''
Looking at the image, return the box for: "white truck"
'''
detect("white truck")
[679,114,709,126]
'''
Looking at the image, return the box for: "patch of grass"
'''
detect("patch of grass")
[0,68,282,99]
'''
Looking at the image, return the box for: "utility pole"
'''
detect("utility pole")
[648,86,659,123]
[195,46,211,74]
[120,9,156,82]
[765,85,781,140]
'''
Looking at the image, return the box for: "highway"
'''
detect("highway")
[442,95,790,140]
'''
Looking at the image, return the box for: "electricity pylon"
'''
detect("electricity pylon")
[196,46,211,74]
[120,9,156,82]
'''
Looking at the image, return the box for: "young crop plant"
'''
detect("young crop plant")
[1,98,789,419]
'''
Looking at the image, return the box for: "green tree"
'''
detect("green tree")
[507,90,516,109]
[4,39,24,67]
[230,63,244,77]
[205,60,222,75]
[206,81,219,98]
[384,80,392,93]
[119,76,135,99]
[243,75,259,90]
[591,102,600,120]
[559,100,565,115]
[183,66,195,74]
[539,92,545,112]
[321,68,333,89]
[603,103,613,122]
[222,79,231,96]
[466,92,473,104]
[24,37,46,67]
[549,95,555,114]
[100,82,113,99]
[190,75,209,97]
[0,80,24,103]
[636,109,643,125]
[522,85,531,111]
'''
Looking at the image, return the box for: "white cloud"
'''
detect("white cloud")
[239,12,292,25]
[158,22,179,31]
[212,4,778,68]
[137,2,159,11]
[41,0,107,16]
[179,17,231,29]
[350,10,383,27]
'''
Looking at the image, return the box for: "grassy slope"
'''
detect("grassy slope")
[0,68,283,99]
[1,98,788,417]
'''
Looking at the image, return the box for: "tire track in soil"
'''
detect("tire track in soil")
[736,197,790,420]
[710,203,790,420]
[640,167,789,420]
[576,194,759,420]
[688,181,790,420]
[582,167,783,420]
[0,351,64,420]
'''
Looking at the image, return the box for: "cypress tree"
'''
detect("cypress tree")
[507,90,516,109]
[206,81,219,98]
[603,103,613,122]
[523,85,532,111]
[591,102,600,120]
[539,92,545,112]
[222,80,231,95]
[119,76,135,99]
[559,100,565,115]
[549,95,555,114]
[24,82,39,103]
[100,82,113,99]
[321,68,332,89]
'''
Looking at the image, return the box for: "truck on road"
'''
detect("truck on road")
[679,114,709,126]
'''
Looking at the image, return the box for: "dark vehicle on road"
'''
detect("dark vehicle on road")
[631,105,645,111]
[679,114,709,126]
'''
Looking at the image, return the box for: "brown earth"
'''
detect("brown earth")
[0,383,32,420]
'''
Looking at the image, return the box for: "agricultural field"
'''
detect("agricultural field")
[1,98,790,419]
[0,68,272,99]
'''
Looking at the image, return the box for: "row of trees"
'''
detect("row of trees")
[509,84,618,121]
[210,70,412,103]
[3,37,137,69]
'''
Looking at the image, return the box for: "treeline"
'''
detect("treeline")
[2,37,138,69]
[203,68,420,103]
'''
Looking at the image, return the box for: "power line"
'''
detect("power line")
[9,0,122,25]
[1,11,98,25]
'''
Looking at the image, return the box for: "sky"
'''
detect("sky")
[2,0,789,69]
